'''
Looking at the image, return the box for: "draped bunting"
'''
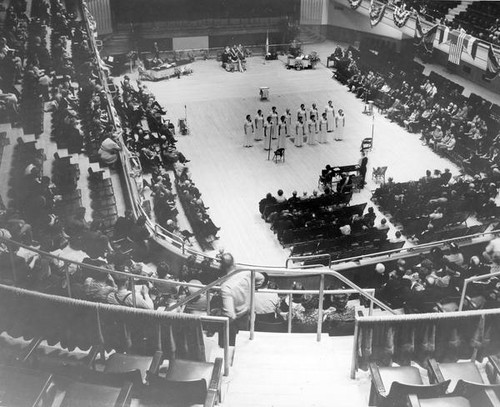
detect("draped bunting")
[485,44,500,82]
[414,14,438,52]
[369,0,387,28]
[393,4,411,28]
[0,284,206,361]
[347,0,363,10]
[356,311,500,371]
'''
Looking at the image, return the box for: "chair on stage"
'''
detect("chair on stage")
[260,87,269,100]
[372,166,387,184]
[361,137,373,153]
[273,148,285,163]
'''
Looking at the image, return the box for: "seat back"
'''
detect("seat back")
[452,380,500,406]
[387,380,451,403]
[146,376,208,405]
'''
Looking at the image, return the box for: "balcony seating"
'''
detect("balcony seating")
[369,362,450,406]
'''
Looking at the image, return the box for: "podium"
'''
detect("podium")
[259,87,269,100]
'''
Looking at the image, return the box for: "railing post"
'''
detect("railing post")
[287,293,293,333]
[317,274,325,342]
[350,318,360,379]
[369,294,374,316]
[249,270,256,340]
[459,279,469,311]
[223,318,230,376]
[64,262,72,298]
[206,290,211,316]
[7,242,17,284]
[130,277,137,308]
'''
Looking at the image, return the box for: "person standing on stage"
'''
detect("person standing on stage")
[325,100,336,133]
[270,106,279,127]
[278,115,287,149]
[297,104,307,124]
[310,103,319,123]
[308,115,318,145]
[359,152,368,188]
[285,108,292,136]
[254,109,264,141]
[243,115,254,148]
[264,116,273,151]
[335,109,345,141]
[295,116,306,147]
[319,113,328,143]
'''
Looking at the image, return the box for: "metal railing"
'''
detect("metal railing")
[0,236,231,376]
[458,269,500,311]
[165,266,395,342]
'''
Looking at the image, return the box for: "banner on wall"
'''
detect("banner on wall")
[485,44,500,81]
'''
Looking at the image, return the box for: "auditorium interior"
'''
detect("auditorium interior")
[2,0,500,405]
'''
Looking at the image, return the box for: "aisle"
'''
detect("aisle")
[142,53,459,265]
[222,331,370,407]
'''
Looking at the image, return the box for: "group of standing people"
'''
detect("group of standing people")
[243,100,346,150]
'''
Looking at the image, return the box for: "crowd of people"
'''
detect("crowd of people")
[114,75,220,245]
[243,101,345,149]
[372,168,499,241]
[333,43,498,176]
[220,44,249,73]
[372,236,500,313]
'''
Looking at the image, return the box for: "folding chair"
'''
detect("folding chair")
[273,148,285,163]
[361,137,373,153]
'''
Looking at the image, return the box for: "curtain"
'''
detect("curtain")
[0,284,206,361]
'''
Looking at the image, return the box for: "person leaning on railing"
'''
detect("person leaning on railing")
[217,253,265,346]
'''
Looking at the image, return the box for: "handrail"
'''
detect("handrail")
[286,254,331,269]
[458,269,500,311]
[165,265,395,342]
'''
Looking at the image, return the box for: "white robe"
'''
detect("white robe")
[318,118,328,143]
[308,121,318,145]
[336,114,345,140]
[325,105,335,132]
[295,122,305,147]
[285,113,292,135]
[254,115,264,140]
[243,120,254,147]
[278,122,287,149]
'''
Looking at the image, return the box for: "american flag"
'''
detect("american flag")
[448,30,467,65]
[485,44,500,81]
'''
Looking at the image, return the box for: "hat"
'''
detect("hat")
[375,263,385,274]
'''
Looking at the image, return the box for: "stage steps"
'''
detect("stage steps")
[221,331,370,407]
[445,1,474,22]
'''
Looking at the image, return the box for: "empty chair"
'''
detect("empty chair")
[0,364,55,407]
[408,380,500,407]
[369,362,450,406]
[60,380,133,407]
[273,148,285,163]
[361,137,373,153]
[372,166,388,184]
[99,351,163,386]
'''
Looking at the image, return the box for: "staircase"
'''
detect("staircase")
[445,1,474,23]
[222,331,371,407]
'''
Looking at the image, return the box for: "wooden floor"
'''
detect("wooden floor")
[141,42,466,266]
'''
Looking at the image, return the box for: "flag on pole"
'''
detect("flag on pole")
[485,44,500,81]
[265,30,269,55]
[414,14,438,52]
[448,30,467,65]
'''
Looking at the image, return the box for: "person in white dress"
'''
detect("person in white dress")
[285,108,292,135]
[325,100,336,133]
[243,115,254,147]
[335,109,345,141]
[310,103,319,123]
[264,116,273,150]
[308,115,318,145]
[319,113,328,143]
[277,115,287,149]
[270,106,279,127]
[254,110,264,141]
[295,117,306,147]
[297,104,307,125]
